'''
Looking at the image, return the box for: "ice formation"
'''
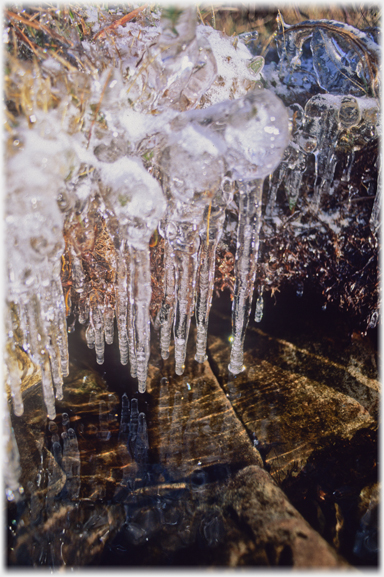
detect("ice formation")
[4,6,380,500]
[6,125,79,419]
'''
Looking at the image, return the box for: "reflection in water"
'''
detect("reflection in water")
[8,372,261,568]
[7,388,151,567]
[61,428,81,500]
[7,293,378,568]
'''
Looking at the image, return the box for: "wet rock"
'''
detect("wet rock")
[353,482,379,564]
[103,462,351,568]
[223,465,349,568]
[145,328,264,481]
[8,367,125,566]
[207,295,378,483]
[7,294,376,568]
[9,501,125,567]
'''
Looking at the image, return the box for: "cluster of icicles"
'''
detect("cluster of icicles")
[267,93,380,217]
[6,88,289,419]
[5,6,380,435]
[266,13,381,227]
[5,7,289,428]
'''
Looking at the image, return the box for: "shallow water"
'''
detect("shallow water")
[7,288,378,568]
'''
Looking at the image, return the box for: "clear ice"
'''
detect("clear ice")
[159,122,226,374]
[195,177,235,363]
[99,157,166,391]
[4,5,380,499]
[6,122,77,419]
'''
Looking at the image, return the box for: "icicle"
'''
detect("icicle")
[301,94,377,211]
[91,303,105,365]
[254,288,264,323]
[159,121,226,374]
[173,232,200,375]
[4,403,23,503]
[285,150,307,211]
[159,240,177,360]
[85,323,95,349]
[129,246,152,392]
[266,146,290,216]
[4,339,24,417]
[228,179,264,375]
[341,150,356,183]
[70,250,86,295]
[99,157,166,392]
[195,177,234,363]
[267,143,303,215]
[126,249,138,378]
[40,354,57,421]
[78,299,89,326]
[4,109,79,425]
[159,215,202,374]
[166,89,288,374]
[302,95,340,211]
[267,103,305,215]
[116,243,129,365]
[103,305,115,346]
[45,341,62,399]
[41,277,69,400]
[51,279,69,379]
[311,96,361,211]
[25,294,56,419]
[196,89,289,373]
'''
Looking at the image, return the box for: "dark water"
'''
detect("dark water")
[7,288,379,568]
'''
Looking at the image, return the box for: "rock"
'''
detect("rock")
[145,329,264,481]
[9,501,125,567]
[353,482,379,563]
[7,296,376,568]
[8,366,125,567]
[223,465,350,568]
[207,294,378,483]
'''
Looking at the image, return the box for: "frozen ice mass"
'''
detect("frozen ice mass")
[4,5,380,502]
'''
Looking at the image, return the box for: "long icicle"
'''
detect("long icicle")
[116,241,129,366]
[173,232,200,375]
[127,247,138,379]
[195,180,234,363]
[160,241,177,360]
[229,179,264,375]
[130,245,152,393]
[26,293,56,419]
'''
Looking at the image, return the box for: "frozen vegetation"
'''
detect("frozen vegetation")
[4,5,380,501]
